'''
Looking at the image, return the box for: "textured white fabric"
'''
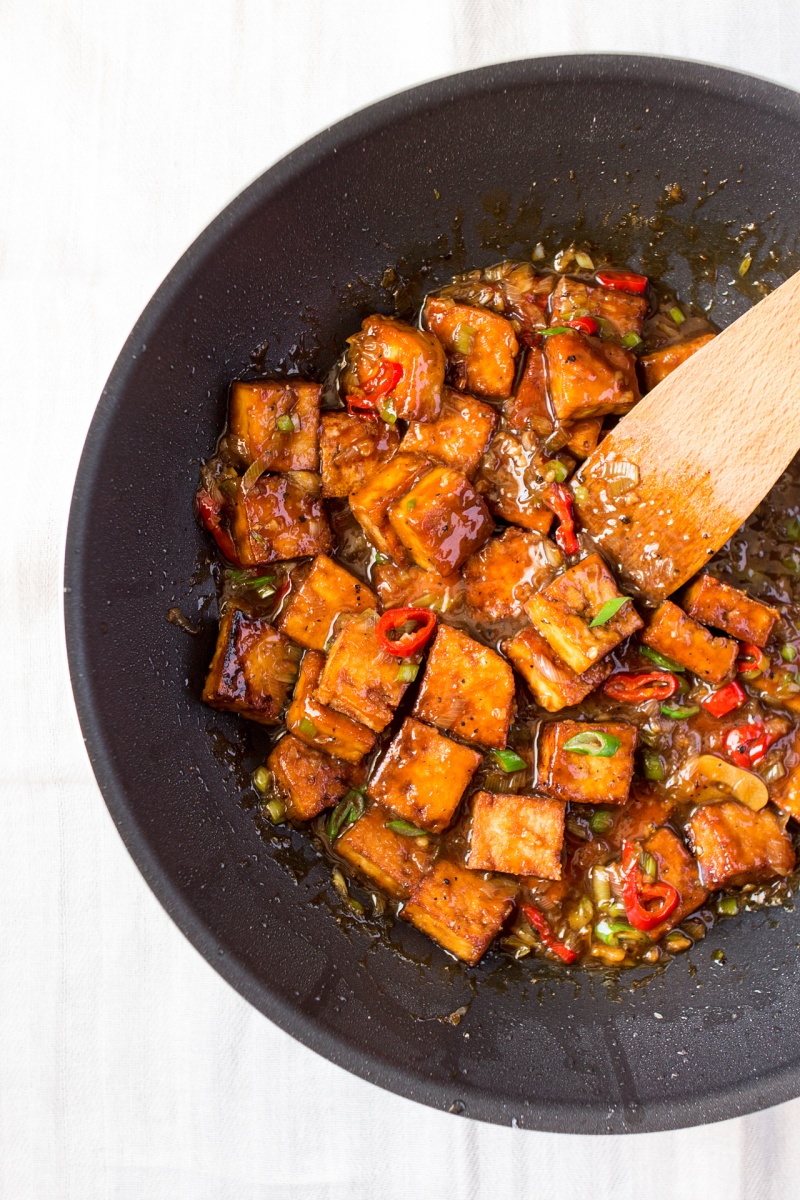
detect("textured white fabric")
[4,0,800,1195]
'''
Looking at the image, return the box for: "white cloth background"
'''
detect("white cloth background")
[4,1,800,1195]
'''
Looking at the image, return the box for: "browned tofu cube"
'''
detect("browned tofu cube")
[315,609,413,732]
[228,380,320,471]
[546,331,640,421]
[267,733,365,822]
[564,416,603,459]
[343,314,445,422]
[686,800,795,888]
[640,600,737,683]
[682,574,779,648]
[640,333,716,390]
[278,554,376,650]
[388,466,494,574]
[319,411,400,498]
[230,474,332,566]
[202,609,300,725]
[349,453,431,565]
[464,527,563,621]
[368,717,482,832]
[337,803,435,899]
[402,859,516,964]
[468,791,566,879]
[474,431,562,534]
[413,624,515,749]
[503,345,552,436]
[537,720,637,805]
[772,732,800,819]
[399,389,497,478]
[372,560,462,612]
[425,296,519,398]
[641,827,709,940]
[549,275,648,340]
[286,650,376,764]
[526,553,644,674]
[503,626,612,712]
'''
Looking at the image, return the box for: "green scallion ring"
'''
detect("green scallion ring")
[639,644,686,672]
[563,731,620,757]
[660,702,700,720]
[492,748,528,773]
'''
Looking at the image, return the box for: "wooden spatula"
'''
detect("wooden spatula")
[572,270,800,605]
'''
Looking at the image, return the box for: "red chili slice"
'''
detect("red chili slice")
[521,903,578,964]
[621,840,679,932]
[543,482,580,555]
[376,606,437,658]
[196,487,242,565]
[701,680,747,719]
[566,315,600,336]
[595,269,649,295]
[603,671,679,704]
[722,721,780,768]
[346,397,379,418]
[736,642,767,675]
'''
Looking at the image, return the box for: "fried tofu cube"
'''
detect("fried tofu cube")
[315,609,413,732]
[337,804,435,899]
[546,331,640,420]
[228,380,320,471]
[549,275,648,340]
[286,650,376,763]
[202,609,300,725]
[641,827,709,940]
[474,431,562,534]
[399,389,498,478]
[464,528,563,621]
[503,345,552,436]
[343,314,445,422]
[686,800,795,888]
[413,624,515,749]
[388,466,494,574]
[372,559,462,612]
[640,333,716,390]
[682,574,779,648]
[771,732,800,820]
[402,859,516,964]
[537,720,638,805]
[468,791,566,879]
[526,553,644,674]
[349,453,431,565]
[503,626,612,712]
[230,473,332,566]
[564,416,603,459]
[640,599,737,683]
[425,296,519,398]
[367,717,482,832]
[267,733,364,821]
[319,411,400,498]
[278,554,376,650]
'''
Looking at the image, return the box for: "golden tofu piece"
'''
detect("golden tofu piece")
[503,345,552,436]
[267,733,365,821]
[402,859,516,964]
[686,801,795,888]
[278,554,376,650]
[526,553,644,674]
[388,465,494,573]
[537,720,638,805]
[202,609,300,725]
[564,416,603,459]
[315,609,413,732]
[640,600,737,683]
[413,624,515,749]
[399,389,498,477]
[503,626,612,712]
[468,791,566,879]
[230,474,332,566]
[228,380,320,471]
[337,803,435,899]
[546,331,640,420]
[549,275,648,340]
[474,431,561,534]
[368,717,482,832]
[349,453,431,565]
[342,314,445,422]
[425,296,519,398]
[372,560,462,612]
[641,827,709,941]
[640,333,716,390]
[682,574,779,649]
[464,527,562,621]
[286,650,376,764]
[319,411,400,498]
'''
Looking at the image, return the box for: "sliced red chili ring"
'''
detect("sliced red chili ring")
[566,315,600,336]
[521,903,578,964]
[542,481,580,555]
[721,721,780,768]
[736,642,768,678]
[701,680,747,719]
[595,269,649,295]
[376,606,437,658]
[602,671,679,704]
[360,358,403,398]
[621,840,679,932]
[196,486,242,565]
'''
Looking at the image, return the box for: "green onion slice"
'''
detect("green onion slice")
[782,643,797,663]
[589,597,631,627]
[621,331,643,349]
[327,789,366,841]
[539,325,573,337]
[738,253,753,277]
[395,662,419,683]
[594,919,647,946]
[786,516,800,542]
[385,819,428,838]
[669,306,685,325]
[639,644,686,672]
[492,749,527,773]
[277,414,295,433]
[563,731,620,757]
[642,750,666,781]
[298,717,319,738]
[378,399,397,425]
[589,810,614,835]
[716,895,738,916]
[453,323,476,355]
[660,702,700,720]
[252,766,271,794]
[639,850,657,879]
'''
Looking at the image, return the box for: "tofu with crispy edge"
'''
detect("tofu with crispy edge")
[319,411,400,498]
[641,827,709,940]
[228,380,320,471]
[349,453,431,565]
[402,859,516,964]
[368,717,482,832]
[537,720,638,805]
[399,389,498,478]
[640,599,737,683]
[464,527,563,621]
[203,609,301,725]
[315,609,414,732]
[468,791,566,879]
[686,800,795,888]
[278,554,376,650]
[526,553,644,674]
[337,803,435,899]
[546,331,640,421]
[286,650,376,764]
[503,626,612,712]
[681,574,779,649]
[564,417,603,459]
[388,465,494,574]
[230,474,332,566]
[640,333,716,390]
[549,275,648,340]
[425,296,519,398]
[343,314,445,422]
[503,348,602,459]
[267,733,365,821]
[372,559,462,612]
[413,624,515,749]
[474,431,564,534]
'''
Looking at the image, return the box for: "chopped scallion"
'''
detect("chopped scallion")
[265,798,285,823]
[642,750,666,781]
[639,850,657,879]
[738,253,753,277]
[378,399,397,425]
[406,499,417,511]
[574,250,595,271]
[564,730,620,757]
[716,895,738,917]
[395,662,419,683]
[669,306,685,325]
[277,414,295,433]
[660,702,700,720]
[385,819,428,838]
[540,326,572,337]
[298,717,318,738]
[589,596,631,627]
[252,766,271,794]
[453,323,476,355]
[589,810,614,835]
[492,748,528,773]
[621,331,643,349]
[639,644,686,672]
[782,643,797,663]
[572,483,590,506]
[786,516,800,542]
[327,789,366,841]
